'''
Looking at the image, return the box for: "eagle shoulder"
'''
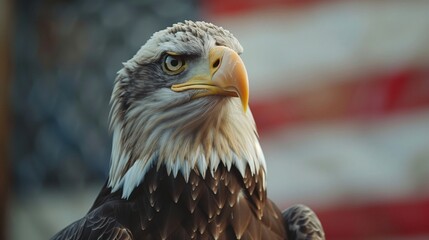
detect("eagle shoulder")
[50,212,133,240]
[282,204,325,240]
[51,185,134,240]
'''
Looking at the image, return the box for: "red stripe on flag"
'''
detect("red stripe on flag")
[201,0,335,16]
[310,196,429,239]
[251,68,429,134]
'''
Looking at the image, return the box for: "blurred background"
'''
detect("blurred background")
[2,0,429,239]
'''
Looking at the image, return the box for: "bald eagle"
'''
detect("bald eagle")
[51,21,325,240]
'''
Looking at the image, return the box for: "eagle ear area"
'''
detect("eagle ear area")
[110,66,137,128]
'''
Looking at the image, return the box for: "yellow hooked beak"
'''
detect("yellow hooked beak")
[171,46,249,112]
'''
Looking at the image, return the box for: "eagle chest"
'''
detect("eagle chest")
[125,165,285,240]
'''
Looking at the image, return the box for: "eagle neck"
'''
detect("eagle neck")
[108,97,266,199]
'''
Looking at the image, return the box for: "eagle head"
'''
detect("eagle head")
[108,21,266,198]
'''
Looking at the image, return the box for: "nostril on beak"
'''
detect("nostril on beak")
[212,58,220,69]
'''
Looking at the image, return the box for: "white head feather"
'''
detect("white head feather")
[107,21,266,199]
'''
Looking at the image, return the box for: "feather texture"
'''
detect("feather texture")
[52,164,286,240]
[107,21,265,198]
[282,204,325,240]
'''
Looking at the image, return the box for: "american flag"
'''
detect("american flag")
[203,0,429,239]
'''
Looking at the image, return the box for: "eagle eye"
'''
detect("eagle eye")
[163,54,186,74]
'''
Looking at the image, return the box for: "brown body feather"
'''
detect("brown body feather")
[52,164,286,240]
